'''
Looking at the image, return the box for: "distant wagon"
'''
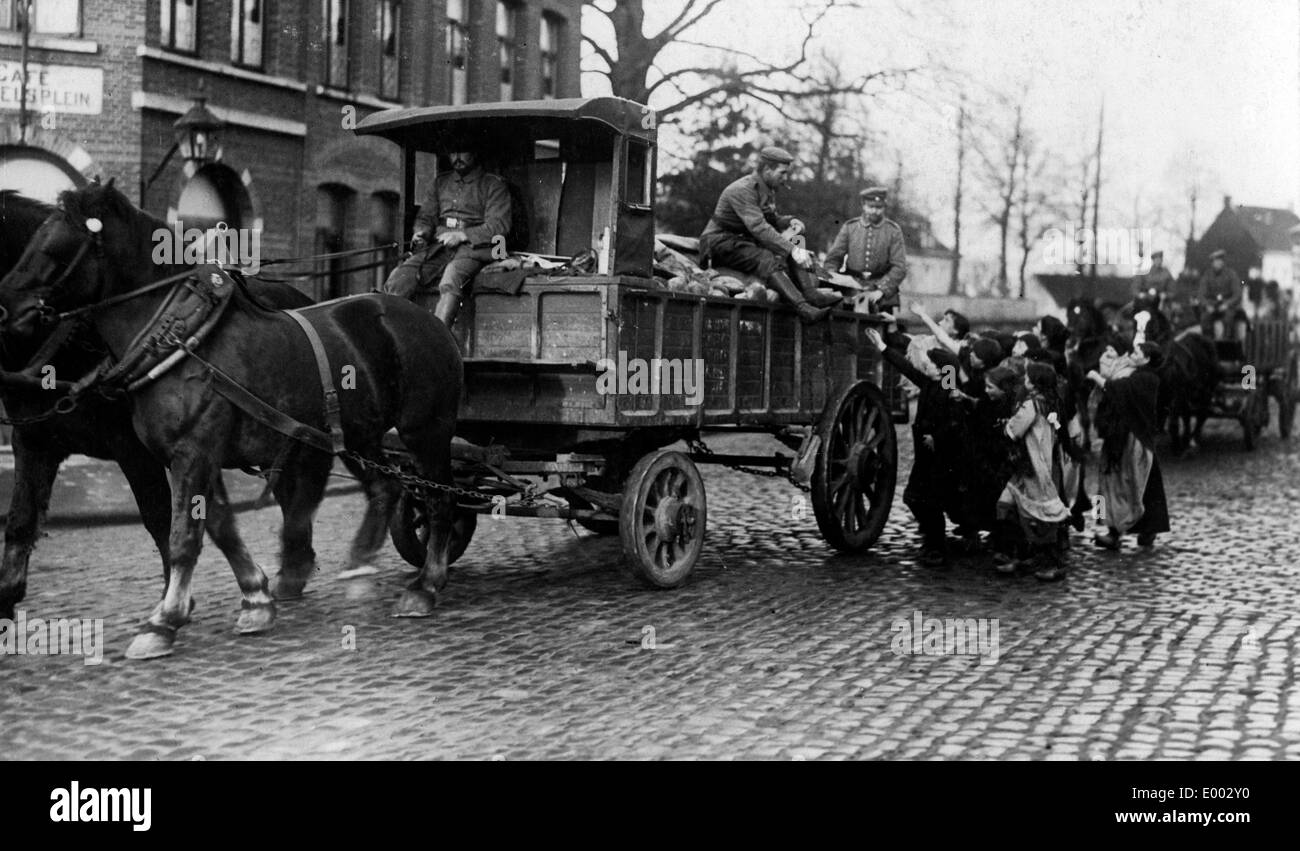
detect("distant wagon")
[1209,319,1299,449]
[355,97,907,586]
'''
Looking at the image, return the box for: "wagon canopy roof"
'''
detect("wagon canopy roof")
[353,97,656,151]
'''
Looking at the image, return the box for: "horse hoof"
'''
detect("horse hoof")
[270,573,307,601]
[337,564,380,581]
[235,602,276,635]
[125,631,175,660]
[393,589,438,618]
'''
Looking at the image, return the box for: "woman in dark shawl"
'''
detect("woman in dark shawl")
[1088,340,1171,549]
[867,328,971,567]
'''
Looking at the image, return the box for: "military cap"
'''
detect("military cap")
[860,186,889,202]
[1209,249,1227,260]
[1150,250,1164,259]
[758,146,795,165]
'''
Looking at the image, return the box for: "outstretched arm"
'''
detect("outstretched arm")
[909,301,961,354]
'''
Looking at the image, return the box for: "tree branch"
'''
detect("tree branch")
[581,32,617,73]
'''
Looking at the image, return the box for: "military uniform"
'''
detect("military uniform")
[383,165,512,310]
[1134,264,1175,301]
[696,146,838,322]
[1197,253,1246,339]
[1197,264,1242,306]
[698,172,796,279]
[823,213,908,312]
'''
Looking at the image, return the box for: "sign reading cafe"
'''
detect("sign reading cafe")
[0,61,103,115]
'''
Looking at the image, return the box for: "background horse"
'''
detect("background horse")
[1065,297,1111,440]
[0,190,314,621]
[1156,322,1219,455]
[1,182,460,660]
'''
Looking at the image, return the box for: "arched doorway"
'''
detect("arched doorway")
[176,164,252,231]
[0,145,86,203]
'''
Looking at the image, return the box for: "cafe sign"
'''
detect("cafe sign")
[0,61,103,115]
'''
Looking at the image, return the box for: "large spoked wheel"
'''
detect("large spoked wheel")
[811,380,897,553]
[390,491,478,568]
[618,450,707,589]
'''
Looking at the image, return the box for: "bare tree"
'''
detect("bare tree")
[581,0,913,123]
[783,53,872,183]
[950,96,966,295]
[973,99,1026,296]
[1089,101,1104,284]
[1014,135,1054,298]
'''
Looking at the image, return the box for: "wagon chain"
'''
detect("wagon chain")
[688,438,811,493]
[0,381,125,426]
[339,449,536,508]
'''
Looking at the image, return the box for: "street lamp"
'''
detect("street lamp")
[139,95,226,205]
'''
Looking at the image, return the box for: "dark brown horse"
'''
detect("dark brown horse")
[0,191,313,621]
[0,182,461,658]
[1065,298,1111,441]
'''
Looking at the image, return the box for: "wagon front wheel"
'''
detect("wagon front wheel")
[390,491,478,568]
[811,380,897,552]
[619,450,707,588]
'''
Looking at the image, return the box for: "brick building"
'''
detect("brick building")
[0,0,583,298]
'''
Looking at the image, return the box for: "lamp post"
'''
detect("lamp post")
[139,95,226,206]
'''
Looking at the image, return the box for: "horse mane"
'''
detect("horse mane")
[57,181,168,258]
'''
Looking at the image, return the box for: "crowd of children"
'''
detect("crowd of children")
[863,302,1169,582]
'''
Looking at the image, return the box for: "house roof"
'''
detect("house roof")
[1235,206,1300,253]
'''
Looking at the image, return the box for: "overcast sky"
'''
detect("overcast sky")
[585,0,1300,264]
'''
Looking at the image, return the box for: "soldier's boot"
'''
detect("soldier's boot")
[768,271,831,323]
[794,267,842,308]
[434,292,461,327]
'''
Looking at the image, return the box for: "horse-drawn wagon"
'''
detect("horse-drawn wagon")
[1208,318,1299,449]
[355,97,906,587]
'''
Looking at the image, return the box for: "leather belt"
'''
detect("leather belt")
[439,217,482,229]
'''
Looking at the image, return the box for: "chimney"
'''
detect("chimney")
[1224,195,1233,209]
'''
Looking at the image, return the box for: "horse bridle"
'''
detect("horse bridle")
[2,211,106,327]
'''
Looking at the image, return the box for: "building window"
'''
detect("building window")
[316,184,354,300]
[161,0,197,52]
[324,0,348,89]
[445,0,469,105]
[540,13,561,99]
[1,0,80,35]
[377,0,400,101]
[495,1,517,101]
[230,0,263,68]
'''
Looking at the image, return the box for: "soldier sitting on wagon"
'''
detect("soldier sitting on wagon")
[823,186,909,314]
[382,141,512,328]
[1198,249,1247,342]
[698,146,841,323]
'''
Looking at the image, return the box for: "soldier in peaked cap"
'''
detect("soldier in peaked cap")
[698,145,840,322]
[1196,248,1246,339]
[382,139,512,328]
[823,186,908,313]
[1134,249,1175,304]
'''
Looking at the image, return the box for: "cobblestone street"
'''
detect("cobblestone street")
[2,418,1298,760]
